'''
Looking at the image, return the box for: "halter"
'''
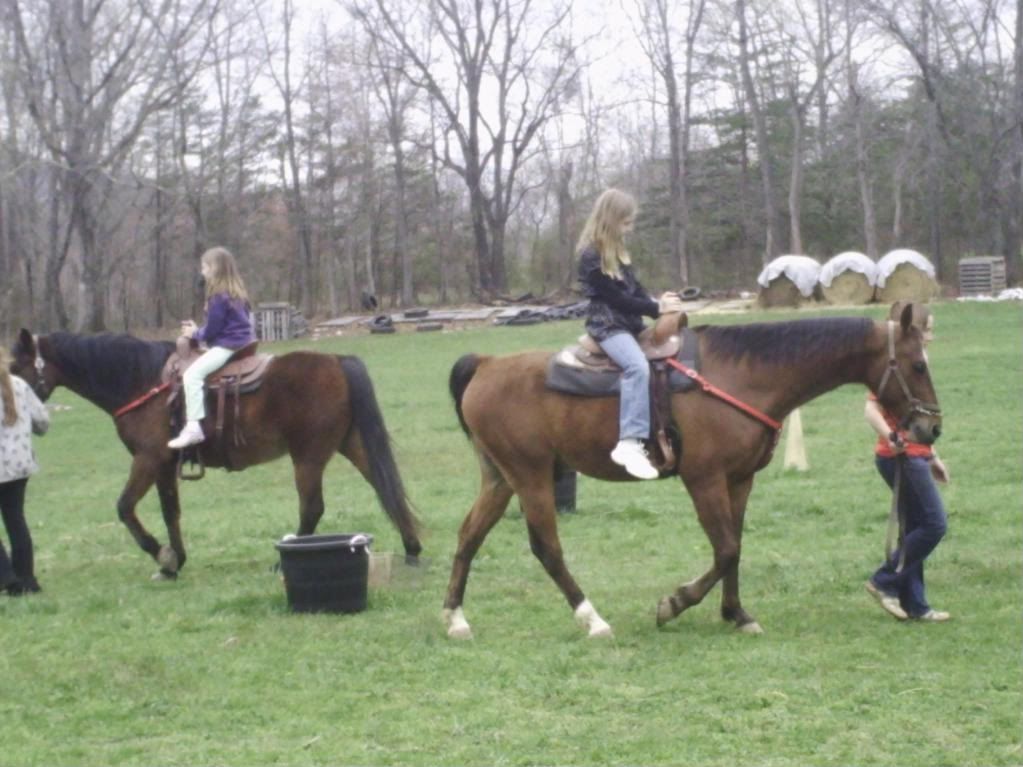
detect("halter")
[30,338,52,400]
[876,320,941,424]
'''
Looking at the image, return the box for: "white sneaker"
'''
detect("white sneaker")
[168,421,205,449]
[610,439,659,480]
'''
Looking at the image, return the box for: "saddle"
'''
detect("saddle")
[546,311,699,474]
[563,311,687,371]
[163,338,274,478]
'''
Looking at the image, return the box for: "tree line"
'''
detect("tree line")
[0,0,1019,334]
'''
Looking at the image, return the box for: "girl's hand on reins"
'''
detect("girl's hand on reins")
[887,430,907,454]
[658,292,684,314]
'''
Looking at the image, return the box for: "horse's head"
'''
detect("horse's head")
[873,303,942,445]
[10,328,59,401]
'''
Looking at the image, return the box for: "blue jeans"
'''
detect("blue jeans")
[598,332,650,441]
[871,455,947,617]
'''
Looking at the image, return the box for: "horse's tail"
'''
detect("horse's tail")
[337,356,422,560]
[449,353,484,437]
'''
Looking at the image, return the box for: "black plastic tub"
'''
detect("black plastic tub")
[275,533,374,614]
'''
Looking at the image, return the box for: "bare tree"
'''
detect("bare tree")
[844,0,878,257]
[775,0,841,255]
[1011,0,1023,282]
[8,0,216,331]
[257,0,315,315]
[736,0,784,262]
[632,0,706,284]
[353,15,419,306]
[356,0,583,298]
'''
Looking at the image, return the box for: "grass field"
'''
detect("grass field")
[1,300,1020,766]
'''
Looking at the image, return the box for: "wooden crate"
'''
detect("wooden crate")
[254,302,292,341]
[958,256,1006,296]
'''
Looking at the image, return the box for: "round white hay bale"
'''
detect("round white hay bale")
[877,263,939,304]
[758,276,805,307]
[876,249,938,303]
[822,271,875,304]
[819,251,877,305]
[757,255,821,308]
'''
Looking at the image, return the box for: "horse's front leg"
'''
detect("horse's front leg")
[154,461,187,578]
[443,453,514,639]
[116,456,166,578]
[657,475,737,628]
[516,468,612,639]
[719,476,762,634]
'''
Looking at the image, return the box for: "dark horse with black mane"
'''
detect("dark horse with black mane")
[10,329,421,578]
[443,304,941,639]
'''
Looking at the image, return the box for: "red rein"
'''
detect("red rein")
[113,383,171,418]
[664,358,782,434]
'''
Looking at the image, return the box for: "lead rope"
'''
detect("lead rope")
[884,453,908,574]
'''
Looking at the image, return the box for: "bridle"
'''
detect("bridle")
[27,337,53,400]
[876,320,941,424]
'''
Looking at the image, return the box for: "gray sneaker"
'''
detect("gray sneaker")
[865,580,908,620]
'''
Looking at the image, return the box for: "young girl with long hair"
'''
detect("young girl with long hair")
[576,188,682,480]
[168,246,256,449]
[0,346,50,595]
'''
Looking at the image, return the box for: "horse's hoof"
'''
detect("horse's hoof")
[587,624,614,639]
[443,607,472,640]
[157,545,179,573]
[738,621,764,635]
[656,596,675,627]
[151,569,177,581]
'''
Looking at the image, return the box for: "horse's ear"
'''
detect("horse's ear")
[899,303,914,333]
[887,300,907,321]
[17,328,35,354]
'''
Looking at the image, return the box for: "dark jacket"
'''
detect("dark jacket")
[577,247,659,341]
[194,293,255,350]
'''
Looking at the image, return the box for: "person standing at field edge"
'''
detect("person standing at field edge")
[576,188,684,480]
[168,246,255,450]
[864,303,951,622]
[0,346,50,596]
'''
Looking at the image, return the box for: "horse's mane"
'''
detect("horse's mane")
[698,316,874,365]
[47,332,175,410]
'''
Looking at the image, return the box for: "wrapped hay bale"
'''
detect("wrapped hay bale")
[877,249,939,304]
[757,255,821,308]
[820,251,877,305]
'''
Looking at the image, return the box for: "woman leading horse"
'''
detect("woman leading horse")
[443,305,941,639]
[9,329,421,579]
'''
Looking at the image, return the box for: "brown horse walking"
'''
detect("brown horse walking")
[443,305,940,639]
[10,329,421,578]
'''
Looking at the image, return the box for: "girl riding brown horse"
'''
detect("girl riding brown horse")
[443,305,941,639]
[10,329,421,579]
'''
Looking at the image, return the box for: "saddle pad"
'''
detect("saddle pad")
[546,328,700,397]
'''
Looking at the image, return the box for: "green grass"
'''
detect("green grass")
[1,301,1020,766]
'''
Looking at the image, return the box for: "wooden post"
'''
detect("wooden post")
[783,408,809,471]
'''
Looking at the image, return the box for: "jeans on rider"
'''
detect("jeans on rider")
[597,331,650,441]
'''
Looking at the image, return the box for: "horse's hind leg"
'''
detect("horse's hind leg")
[292,458,329,536]
[719,477,761,633]
[443,453,514,639]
